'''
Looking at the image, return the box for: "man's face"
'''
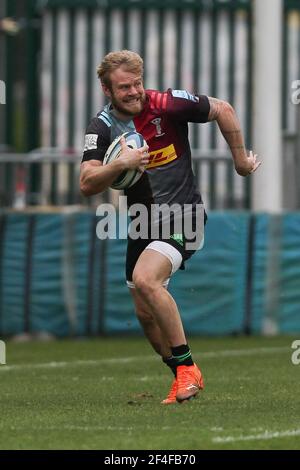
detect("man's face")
[103,65,146,118]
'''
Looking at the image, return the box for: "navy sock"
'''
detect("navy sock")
[163,356,177,377]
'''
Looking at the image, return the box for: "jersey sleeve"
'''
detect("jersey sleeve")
[81,117,111,163]
[165,89,210,123]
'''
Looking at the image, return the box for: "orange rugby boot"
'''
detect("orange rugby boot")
[161,378,177,405]
[176,364,204,403]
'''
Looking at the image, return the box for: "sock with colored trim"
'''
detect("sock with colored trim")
[171,344,194,367]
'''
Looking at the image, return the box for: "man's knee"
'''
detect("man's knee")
[132,271,157,297]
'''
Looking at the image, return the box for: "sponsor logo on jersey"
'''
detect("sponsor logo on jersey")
[172,89,199,103]
[84,134,98,151]
[147,144,177,169]
[151,117,165,137]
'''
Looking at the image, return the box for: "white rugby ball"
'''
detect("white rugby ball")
[103,131,147,189]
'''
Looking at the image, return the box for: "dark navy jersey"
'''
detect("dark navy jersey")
[82,88,210,208]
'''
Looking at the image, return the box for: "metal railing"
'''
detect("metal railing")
[0,150,83,208]
[0,149,246,210]
[0,131,299,210]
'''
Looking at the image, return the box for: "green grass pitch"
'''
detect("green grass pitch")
[0,336,299,450]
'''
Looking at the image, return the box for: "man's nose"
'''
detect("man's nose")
[128,86,139,95]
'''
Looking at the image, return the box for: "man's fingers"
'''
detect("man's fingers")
[139,144,149,154]
[249,150,258,160]
[250,161,262,173]
[120,138,149,157]
[140,146,150,164]
[138,165,146,173]
[248,150,261,173]
[119,136,128,149]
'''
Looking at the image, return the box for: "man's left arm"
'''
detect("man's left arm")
[208,97,261,176]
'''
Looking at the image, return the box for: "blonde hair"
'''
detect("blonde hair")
[97,50,144,89]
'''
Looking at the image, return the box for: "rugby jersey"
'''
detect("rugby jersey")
[82,88,210,209]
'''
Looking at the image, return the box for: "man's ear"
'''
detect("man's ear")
[101,82,111,99]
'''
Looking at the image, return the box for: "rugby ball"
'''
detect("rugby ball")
[103,131,147,189]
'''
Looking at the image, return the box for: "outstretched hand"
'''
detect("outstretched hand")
[236,150,261,176]
[247,150,261,174]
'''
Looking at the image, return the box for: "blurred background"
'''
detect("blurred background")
[0,0,299,339]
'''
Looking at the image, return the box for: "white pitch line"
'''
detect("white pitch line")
[0,424,172,432]
[1,424,299,440]
[213,428,300,443]
[0,346,289,372]
[198,346,289,358]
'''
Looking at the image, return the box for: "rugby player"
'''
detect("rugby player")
[80,50,261,404]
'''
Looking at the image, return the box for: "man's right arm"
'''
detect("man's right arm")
[80,119,149,196]
[80,158,128,196]
[80,118,117,196]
